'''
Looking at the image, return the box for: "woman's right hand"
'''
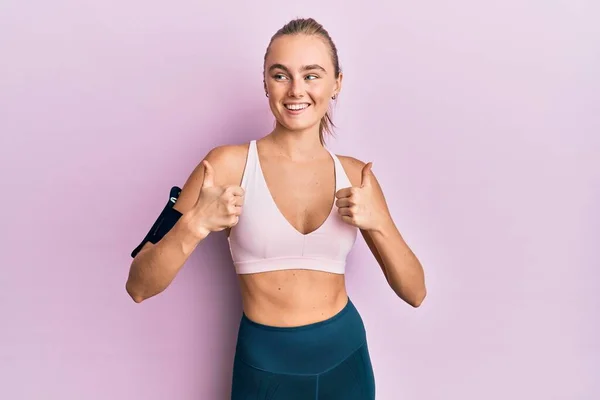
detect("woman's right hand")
[188,160,244,238]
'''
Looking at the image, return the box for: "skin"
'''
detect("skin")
[126,33,426,327]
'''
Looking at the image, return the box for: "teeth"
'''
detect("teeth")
[285,104,309,111]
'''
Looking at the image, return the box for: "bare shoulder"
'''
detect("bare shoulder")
[336,154,368,187]
[205,143,249,184]
[337,153,385,194]
[173,142,250,213]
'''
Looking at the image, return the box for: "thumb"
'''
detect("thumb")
[360,162,373,188]
[202,160,215,188]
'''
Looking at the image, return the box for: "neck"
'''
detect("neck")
[268,122,325,161]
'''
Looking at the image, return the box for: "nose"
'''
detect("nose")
[288,78,304,98]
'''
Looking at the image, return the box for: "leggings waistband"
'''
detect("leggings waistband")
[234,298,367,375]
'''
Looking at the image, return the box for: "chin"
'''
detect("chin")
[280,113,324,131]
[281,119,320,132]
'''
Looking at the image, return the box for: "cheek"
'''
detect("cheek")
[309,84,330,101]
[265,81,279,96]
[310,87,332,114]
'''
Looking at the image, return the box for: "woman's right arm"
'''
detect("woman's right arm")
[125,212,207,303]
[125,146,244,303]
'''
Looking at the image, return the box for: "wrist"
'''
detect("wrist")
[180,210,210,241]
[371,215,395,237]
[156,221,203,258]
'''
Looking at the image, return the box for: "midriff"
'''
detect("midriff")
[237,269,348,327]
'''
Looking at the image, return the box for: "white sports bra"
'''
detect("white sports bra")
[227,140,358,274]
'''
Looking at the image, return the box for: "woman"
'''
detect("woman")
[126,17,426,399]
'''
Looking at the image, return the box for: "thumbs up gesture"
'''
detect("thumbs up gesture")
[191,160,245,237]
[335,162,389,231]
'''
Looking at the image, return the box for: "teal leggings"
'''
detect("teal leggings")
[230,298,376,399]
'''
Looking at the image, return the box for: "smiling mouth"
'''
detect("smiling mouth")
[284,103,311,111]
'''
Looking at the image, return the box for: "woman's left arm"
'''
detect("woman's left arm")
[336,157,427,307]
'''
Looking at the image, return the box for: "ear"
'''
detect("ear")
[333,72,343,97]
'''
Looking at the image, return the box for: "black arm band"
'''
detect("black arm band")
[130,186,183,258]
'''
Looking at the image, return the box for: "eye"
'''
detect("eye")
[305,74,319,80]
[273,74,288,81]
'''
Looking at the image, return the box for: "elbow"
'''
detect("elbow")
[396,287,427,308]
[390,279,427,308]
[130,294,145,304]
[405,287,427,308]
[126,280,146,304]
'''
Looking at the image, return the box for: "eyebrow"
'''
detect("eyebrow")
[268,63,327,74]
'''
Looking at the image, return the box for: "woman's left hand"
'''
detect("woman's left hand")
[335,162,391,232]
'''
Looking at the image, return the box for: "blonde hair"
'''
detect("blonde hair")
[263,18,341,145]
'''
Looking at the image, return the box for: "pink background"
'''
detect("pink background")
[1,1,598,399]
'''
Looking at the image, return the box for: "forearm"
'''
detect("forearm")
[126,212,207,302]
[370,219,426,307]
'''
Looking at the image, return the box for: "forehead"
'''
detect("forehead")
[266,34,332,70]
